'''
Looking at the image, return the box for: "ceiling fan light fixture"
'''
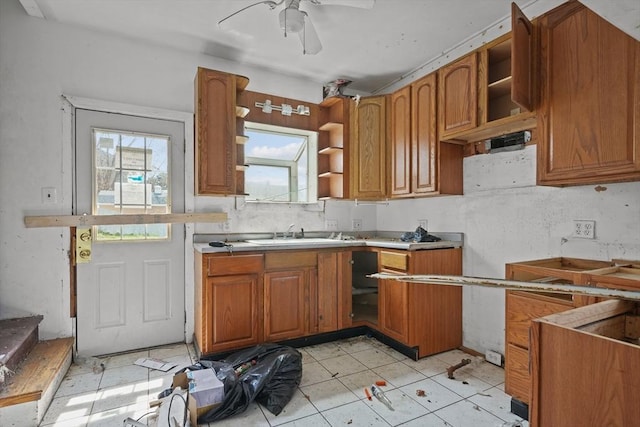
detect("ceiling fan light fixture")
[279,8,305,33]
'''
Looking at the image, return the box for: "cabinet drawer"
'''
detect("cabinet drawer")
[380,251,408,272]
[265,251,317,270]
[505,343,531,404]
[506,291,573,348]
[207,254,264,276]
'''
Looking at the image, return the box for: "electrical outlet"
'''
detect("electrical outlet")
[325,219,338,231]
[573,220,595,239]
[485,350,503,366]
[352,219,362,231]
[41,187,57,204]
[418,219,428,229]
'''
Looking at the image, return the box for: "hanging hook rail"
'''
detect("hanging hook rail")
[354,199,389,206]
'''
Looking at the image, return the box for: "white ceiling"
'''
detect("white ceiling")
[18,0,640,94]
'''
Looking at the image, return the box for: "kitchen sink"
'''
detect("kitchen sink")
[244,238,348,246]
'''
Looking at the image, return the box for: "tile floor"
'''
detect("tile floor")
[41,337,528,426]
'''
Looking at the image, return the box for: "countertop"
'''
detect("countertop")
[193,232,464,254]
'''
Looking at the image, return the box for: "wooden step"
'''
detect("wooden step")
[0,316,43,373]
[0,337,73,425]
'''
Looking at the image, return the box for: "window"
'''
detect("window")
[92,128,171,241]
[244,122,317,203]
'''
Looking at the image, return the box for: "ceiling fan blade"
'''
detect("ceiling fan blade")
[298,14,322,54]
[218,0,282,28]
[310,0,375,9]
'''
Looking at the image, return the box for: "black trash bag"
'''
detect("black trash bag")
[400,226,442,242]
[166,344,302,423]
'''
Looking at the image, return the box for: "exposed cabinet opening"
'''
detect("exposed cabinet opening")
[351,251,378,324]
[487,39,521,122]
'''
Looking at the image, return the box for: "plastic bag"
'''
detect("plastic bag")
[165,344,302,423]
[400,226,441,242]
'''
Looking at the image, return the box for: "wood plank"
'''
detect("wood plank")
[371,274,640,301]
[24,212,227,228]
[625,315,640,339]
[0,338,73,407]
[539,299,635,329]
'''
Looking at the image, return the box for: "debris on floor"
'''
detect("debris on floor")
[416,389,426,397]
[371,384,394,411]
[73,354,105,374]
[134,357,177,372]
[446,358,471,379]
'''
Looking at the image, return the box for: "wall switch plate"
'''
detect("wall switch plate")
[418,219,428,229]
[325,219,338,231]
[352,219,362,231]
[41,187,57,204]
[573,220,595,239]
[485,350,503,366]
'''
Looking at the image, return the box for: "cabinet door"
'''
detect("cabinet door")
[409,248,463,356]
[511,2,533,112]
[316,252,339,333]
[264,270,306,341]
[350,96,387,199]
[379,279,409,343]
[505,343,531,403]
[195,68,237,195]
[411,73,437,194]
[438,54,477,137]
[208,274,260,352]
[389,86,411,197]
[537,2,640,186]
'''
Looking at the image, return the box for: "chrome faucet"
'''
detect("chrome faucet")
[285,223,295,239]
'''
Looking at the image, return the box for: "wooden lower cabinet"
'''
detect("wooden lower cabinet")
[379,279,409,342]
[208,274,261,351]
[195,246,462,358]
[195,249,352,356]
[195,252,264,354]
[264,270,307,341]
[530,300,640,427]
[379,248,463,358]
[504,257,620,406]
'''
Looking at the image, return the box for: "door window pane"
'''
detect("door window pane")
[92,129,171,241]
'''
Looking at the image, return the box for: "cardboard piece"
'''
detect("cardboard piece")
[172,369,224,425]
[134,357,177,372]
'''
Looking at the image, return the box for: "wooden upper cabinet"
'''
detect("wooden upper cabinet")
[537,2,640,186]
[389,74,438,197]
[438,54,478,138]
[389,86,411,197]
[195,67,248,195]
[411,73,438,194]
[511,1,533,112]
[349,96,387,199]
[438,3,536,143]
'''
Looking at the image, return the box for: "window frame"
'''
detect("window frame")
[243,122,317,204]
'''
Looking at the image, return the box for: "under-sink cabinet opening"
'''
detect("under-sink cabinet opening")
[351,251,379,324]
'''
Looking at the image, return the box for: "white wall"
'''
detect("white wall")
[377,145,640,353]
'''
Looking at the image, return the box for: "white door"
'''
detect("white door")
[75,109,185,356]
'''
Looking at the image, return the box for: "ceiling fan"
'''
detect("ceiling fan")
[218,0,375,55]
